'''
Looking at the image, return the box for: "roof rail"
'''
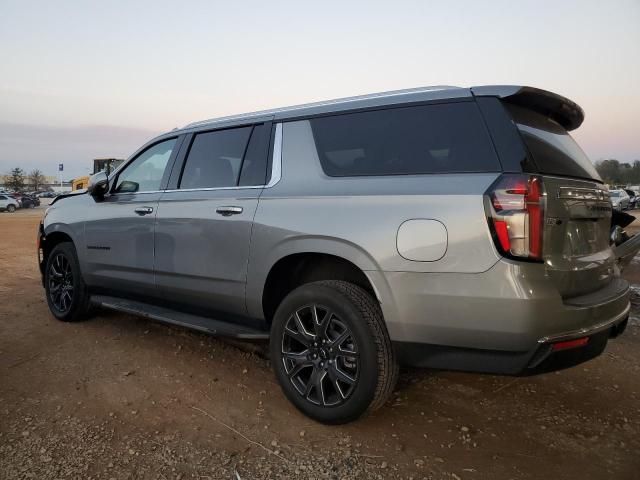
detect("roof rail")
[184,85,462,129]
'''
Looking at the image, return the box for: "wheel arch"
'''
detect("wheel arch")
[40,224,77,284]
[259,250,381,326]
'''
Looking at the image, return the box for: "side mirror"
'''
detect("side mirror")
[87,171,109,199]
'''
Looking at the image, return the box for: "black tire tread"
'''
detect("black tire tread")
[314,280,398,414]
[45,242,92,322]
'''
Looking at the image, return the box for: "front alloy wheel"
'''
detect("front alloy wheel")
[48,252,74,313]
[44,242,91,322]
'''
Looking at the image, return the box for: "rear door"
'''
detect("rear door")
[154,121,272,316]
[83,137,181,297]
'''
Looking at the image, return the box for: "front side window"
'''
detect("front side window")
[114,138,177,193]
[180,127,252,189]
[310,102,500,176]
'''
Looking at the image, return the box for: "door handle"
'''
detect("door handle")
[216,206,243,216]
[134,206,154,215]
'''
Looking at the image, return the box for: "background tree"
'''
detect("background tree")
[28,169,46,191]
[6,167,25,192]
[595,159,640,186]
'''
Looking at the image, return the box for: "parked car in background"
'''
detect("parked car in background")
[20,195,40,209]
[624,189,637,209]
[610,189,630,210]
[7,194,22,208]
[0,194,19,213]
[39,85,639,424]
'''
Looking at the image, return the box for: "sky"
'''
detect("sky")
[1,0,639,179]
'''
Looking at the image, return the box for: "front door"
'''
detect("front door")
[154,123,271,316]
[83,137,179,297]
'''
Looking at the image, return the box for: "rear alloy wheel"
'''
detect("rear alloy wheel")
[45,242,92,322]
[7,204,16,213]
[281,303,360,407]
[270,280,398,424]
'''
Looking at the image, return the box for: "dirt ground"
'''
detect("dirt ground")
[1,207,639,480]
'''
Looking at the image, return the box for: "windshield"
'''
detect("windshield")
[506,104,601,182]
[610,191,621,198]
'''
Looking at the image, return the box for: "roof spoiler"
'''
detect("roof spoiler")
[471,85,585,131]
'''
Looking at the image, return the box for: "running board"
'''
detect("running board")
[91,295,269,340]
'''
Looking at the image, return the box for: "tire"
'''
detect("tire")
[7,204,16,213]
[270,280,398,424]
[44,242,92,322]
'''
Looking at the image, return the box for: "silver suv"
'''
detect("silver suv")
[0,194,19,213]
[39,86,639,424]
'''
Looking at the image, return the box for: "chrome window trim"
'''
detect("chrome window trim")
[110,186,264,196]
[163,185,264,193]
[111,123,283,195]
[107,190,165,196]
[265,123,282,188]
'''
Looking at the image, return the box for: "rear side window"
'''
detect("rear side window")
[180,127,252,189]
[505,104,601,181]
[310,102,500,176]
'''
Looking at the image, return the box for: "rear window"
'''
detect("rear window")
[505,104,601,181]
[310,102,500,176]
[180,127,252,189]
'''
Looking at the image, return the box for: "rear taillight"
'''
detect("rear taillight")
[485,174,545,262]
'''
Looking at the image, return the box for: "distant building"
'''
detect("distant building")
[1,158,124,192]
[71,158,125,191]
[93,158,124,175]
[0,174,64,191]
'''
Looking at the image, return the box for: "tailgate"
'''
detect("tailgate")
[498,99,621,299]
[542,176,615,298]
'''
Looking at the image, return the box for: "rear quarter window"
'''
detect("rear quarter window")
[309,102,500,176]
[505,104,601,181]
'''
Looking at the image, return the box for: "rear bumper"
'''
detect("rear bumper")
[393,315,628,375]
[536,302,629,344]
[368,259,631,374]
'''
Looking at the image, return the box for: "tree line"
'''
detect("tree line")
[3,167,47,191]
[595,159,640,186]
